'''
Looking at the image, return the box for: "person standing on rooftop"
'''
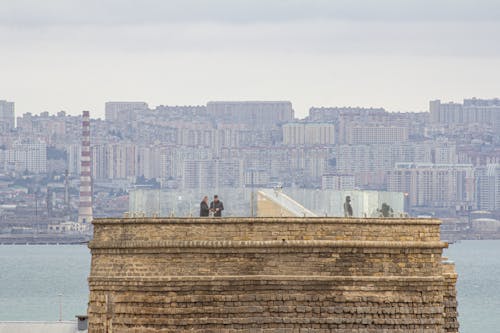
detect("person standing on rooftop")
[200,196,210,217]
[344,196,353,217]
[210,195,224,217]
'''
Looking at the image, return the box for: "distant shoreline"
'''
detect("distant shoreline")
[0,233,90,245]
[442,231,500,242]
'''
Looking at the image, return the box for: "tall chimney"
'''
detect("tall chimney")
[78,111,93,224]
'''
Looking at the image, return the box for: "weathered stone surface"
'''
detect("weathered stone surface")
[87,217,458,333]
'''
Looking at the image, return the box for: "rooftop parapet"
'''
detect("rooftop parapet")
[91,216,442,243]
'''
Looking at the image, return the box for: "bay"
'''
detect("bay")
[0,245,90,321]
[0,241,498,332]
[444,240,500,333]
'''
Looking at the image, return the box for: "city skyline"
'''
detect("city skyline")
[5,96,500,120]
[2,97,498,217]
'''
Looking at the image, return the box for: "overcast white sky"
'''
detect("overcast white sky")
[1,0,500,118]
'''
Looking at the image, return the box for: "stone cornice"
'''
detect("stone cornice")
[89,239,447,249]
[88,275,445,283]
[92,217,442,225]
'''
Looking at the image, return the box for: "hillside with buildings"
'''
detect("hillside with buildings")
[0,98,499,240]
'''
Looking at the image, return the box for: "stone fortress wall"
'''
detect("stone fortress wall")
[88,217,458,332]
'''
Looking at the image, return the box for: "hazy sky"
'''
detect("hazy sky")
[1,0,500,118]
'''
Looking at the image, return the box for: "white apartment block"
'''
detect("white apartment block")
[67,144,82,176]
[304,148,330,179]
[283,123,335,145]
[336,144,394,187]
[0,149,5,172]
[217,159,244,188]
[432,141,458,164]
[136,146,162,179]
[182,160,215,189]
[105,101,149,122]
[91,145,107,180]
[107,144,136,180]
[90,144,192,181]
[321,174,355,190]
[345,125,408,145]
[207,101,294,127]
[179,128,214,147]
[429,100,462,124]
[0,100,15,130]
[430,98,500,131]
[388,163,475,208]
[5,141,47,174]
[336,142,458,187]
[160,148,179,180]
[475,164,500,211]
[214,125,246,150]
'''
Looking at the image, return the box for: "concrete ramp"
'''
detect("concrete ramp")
[257,188,317,217]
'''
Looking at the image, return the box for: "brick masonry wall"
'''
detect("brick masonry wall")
[443,262,459,332]
[87,217,458,333]
[92,217,442,242]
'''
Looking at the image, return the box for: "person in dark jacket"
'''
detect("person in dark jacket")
[199,196,210,217]
[210,195,224,217]
[343,196,353,217]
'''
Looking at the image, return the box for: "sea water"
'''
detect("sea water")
[0,241,499,332]
[444,240,500,333]
[0,245,90,321]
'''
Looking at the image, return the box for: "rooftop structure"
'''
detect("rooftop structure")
[88,217,458,332]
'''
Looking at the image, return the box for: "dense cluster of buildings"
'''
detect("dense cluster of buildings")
[0,98,499,232]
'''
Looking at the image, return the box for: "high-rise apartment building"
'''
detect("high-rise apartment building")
[67,144,82,176]
[430,98,500,132]
[0,149,5,172]
[282,123,335,145]
[0,100,15,130]
[135,146,162,179]
[336,141,458,188]
[388,163,475,208]
[182,158,244,189]
[307,107,386,122]
[345,126,408,145]
[216,159,244,188]
[321,174,355,190]
[176,123,215,147]
[429,100,462,124]
[5,140,47,174]
[475,164,500,211]
[91,145,108,180]
[207,101,294,128]
[107,144,136,180]
[105,102,149,122]
[182,159,215,190]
